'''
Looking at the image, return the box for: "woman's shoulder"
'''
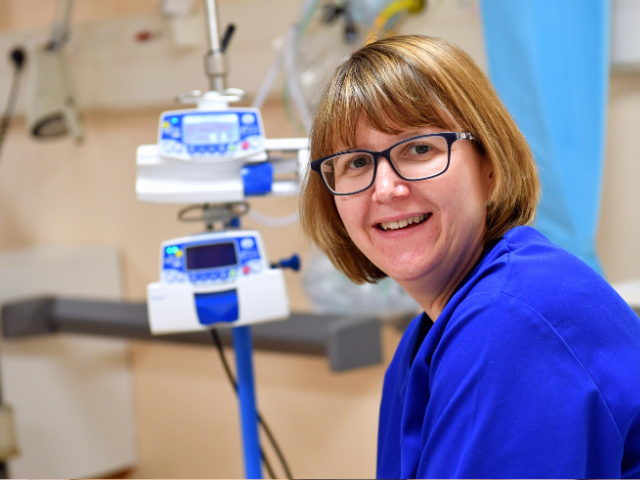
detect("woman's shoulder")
[441,226,640,437]
[461,225,640,350]
[474,226,622,314]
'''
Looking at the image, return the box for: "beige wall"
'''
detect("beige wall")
[0,0,159,30]
[597,74,640,283]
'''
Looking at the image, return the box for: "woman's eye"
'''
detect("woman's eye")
[348,156,369,169]
[412,144,432,154]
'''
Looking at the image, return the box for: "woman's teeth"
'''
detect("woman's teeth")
[379,214,429,231]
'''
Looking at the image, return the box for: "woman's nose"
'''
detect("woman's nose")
[372,158,410,203]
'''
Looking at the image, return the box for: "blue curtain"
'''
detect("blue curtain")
[479,0,610,274]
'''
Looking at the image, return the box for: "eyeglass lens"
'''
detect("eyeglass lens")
[320,135,450,194]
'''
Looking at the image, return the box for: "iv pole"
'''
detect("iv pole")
[202,1,262,478]
[203,0,227,93]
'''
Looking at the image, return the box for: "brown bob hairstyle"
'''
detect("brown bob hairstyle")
[300,35,539,284]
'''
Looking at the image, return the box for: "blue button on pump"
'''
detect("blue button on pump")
[195,290,239,325]
[242,162,273,196]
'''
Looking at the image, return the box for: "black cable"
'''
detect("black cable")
[210,329,294,479]
[0,47,26,162]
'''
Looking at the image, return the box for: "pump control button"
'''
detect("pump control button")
[241,238,255,249]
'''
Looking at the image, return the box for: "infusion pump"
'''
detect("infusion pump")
[136,106,307,205]
[157,108,264,161]
[147,229,289,335]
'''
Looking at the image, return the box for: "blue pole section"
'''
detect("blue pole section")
[232,325,262,479]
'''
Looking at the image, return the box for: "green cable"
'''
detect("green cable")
[299,0,321,37]
[282,78,307,135]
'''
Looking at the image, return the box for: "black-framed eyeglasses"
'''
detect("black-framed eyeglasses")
[310,132,475,196]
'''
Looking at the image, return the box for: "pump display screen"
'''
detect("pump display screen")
[182,114,240,145]
[186,243,237,270]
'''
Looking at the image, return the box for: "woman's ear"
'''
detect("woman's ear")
[480,155,494,198]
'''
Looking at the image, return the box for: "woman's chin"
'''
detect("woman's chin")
[378,256,440,284]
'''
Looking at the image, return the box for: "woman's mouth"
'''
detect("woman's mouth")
[379,213,431,231]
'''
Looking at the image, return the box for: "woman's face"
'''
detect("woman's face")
[334,123,492,291]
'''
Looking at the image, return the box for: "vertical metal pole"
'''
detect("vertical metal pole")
[232,326,262,479]
[203,0,227,93]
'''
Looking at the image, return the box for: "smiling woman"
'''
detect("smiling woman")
[300,36,640,479]
[301,35,538,285]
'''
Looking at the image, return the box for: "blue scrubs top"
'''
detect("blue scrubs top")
[377,226,640,479]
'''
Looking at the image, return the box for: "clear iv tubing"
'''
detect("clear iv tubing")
[251,0,318,111]
[252,24,310,132]
[251,26,312,134]
[282,25,311,133]
[252,52,283,110]
[250,4,312,228]
[247,209,299,228]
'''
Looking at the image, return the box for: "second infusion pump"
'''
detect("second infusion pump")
[147,230,289,335]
